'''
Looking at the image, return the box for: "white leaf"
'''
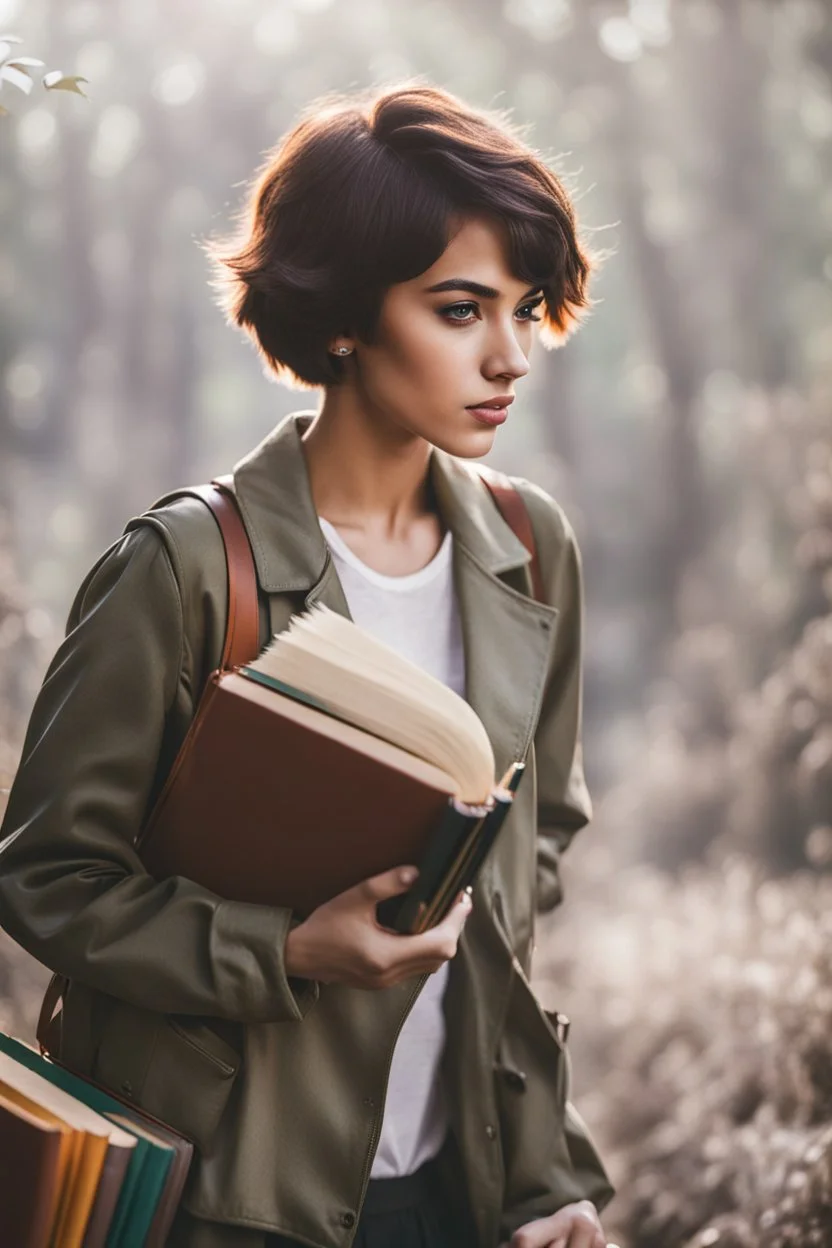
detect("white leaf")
[7,57,46,69]
[1,63,33,94]
[43,71,88,96]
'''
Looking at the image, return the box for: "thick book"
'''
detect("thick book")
[137,603,525,933]
[0,1032,192,1248]
[0,1090,65,1248]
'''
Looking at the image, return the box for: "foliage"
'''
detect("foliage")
[541,378,832,1243]
[535,858,832,1247]
[0,523,53,1043]
[597,382,832,875]
[0,518,29,797]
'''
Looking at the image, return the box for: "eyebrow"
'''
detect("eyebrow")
[424,278,543,301]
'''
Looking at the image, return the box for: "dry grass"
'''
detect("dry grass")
[534,849,832,1247]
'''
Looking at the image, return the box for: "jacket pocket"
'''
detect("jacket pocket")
[495,1054,573,1213]
[92,997,242,1155]
[493,967,577,1208]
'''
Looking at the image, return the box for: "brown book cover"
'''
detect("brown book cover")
[0,1092,65,1248]
[137,670,483,916]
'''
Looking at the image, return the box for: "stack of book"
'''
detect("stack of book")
[0,1030,192,1248]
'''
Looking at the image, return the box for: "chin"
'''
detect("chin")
[440,427,498,459]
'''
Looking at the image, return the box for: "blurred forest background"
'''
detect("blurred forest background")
[1,0,831,1244]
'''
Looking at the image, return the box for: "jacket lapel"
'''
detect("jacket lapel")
[231,409,559,796]
[429,451,559,783]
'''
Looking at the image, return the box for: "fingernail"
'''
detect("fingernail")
[400,867,418,885]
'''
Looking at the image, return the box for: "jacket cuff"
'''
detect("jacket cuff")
[212,900,320,1023]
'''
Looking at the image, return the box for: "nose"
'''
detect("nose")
[483,319,531,383]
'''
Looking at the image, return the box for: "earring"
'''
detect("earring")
[331,345,353,356]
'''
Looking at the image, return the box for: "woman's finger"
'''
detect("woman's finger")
[424,890,472,942]
[396,894,471,962]
[512,1231,566,1248]
[564,1221,601,1248]
[358,865,420,905]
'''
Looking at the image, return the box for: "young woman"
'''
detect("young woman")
[0,83,615,1248]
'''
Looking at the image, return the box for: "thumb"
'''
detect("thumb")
[433,889,472,938]
[355,865,419,904]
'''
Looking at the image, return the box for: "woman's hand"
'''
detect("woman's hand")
[284,866,471,988]
[508,1200,614,1248]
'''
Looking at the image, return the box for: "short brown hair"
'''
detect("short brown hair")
[206,80,595,389]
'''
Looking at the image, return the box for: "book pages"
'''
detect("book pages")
[250,604,496,802]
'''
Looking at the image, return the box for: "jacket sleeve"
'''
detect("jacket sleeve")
[498,1101,616,1242]
[0,523,318,1024]
[516,481,593,913]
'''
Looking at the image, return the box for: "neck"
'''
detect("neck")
[300,391,438,539]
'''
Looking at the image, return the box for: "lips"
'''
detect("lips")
[467,405,508,426]
[466,397,515,411]
[465,396,513,427]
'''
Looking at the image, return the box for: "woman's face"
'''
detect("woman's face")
[346,215,543,458]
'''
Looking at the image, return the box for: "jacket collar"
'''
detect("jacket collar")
[231,409,533,593]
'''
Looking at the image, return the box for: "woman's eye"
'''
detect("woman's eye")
[440,302,479,323]
[517,299,545,322]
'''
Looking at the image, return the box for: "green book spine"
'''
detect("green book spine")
[120,1142,173,1248]
[237,667,334,715]
[105,1147,148,1248]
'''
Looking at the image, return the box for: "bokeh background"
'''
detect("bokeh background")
[2,1,832,1244]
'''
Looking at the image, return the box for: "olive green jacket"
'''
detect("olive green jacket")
[0,410,614,1247]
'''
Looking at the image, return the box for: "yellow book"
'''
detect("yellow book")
[0,1053,133,1248]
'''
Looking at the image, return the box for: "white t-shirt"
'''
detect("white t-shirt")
[317,514,466,1179]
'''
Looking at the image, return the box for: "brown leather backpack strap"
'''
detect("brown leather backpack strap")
[477,468,545,603]
[37,971,69,1057]
[185,476,260,670]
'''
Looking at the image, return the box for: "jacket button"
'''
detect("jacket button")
[340,1212,356,1228]
[362,1097,376,1108]
[120,1081,133,1097]
[485,1123,497,1140]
